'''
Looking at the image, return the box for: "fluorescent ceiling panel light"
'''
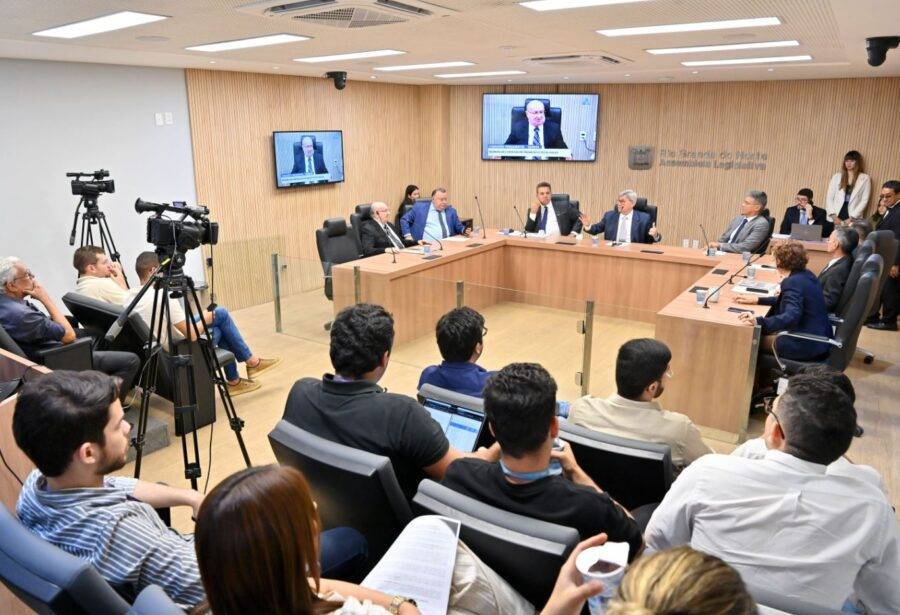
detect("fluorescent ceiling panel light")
[520,0,651,10]
[375,61,474,72]
[294,49,404,63]
[647,40,799,55]
[33,11,167,39]
[681,54,812,67]
[598,16,780,37]
[186,33,308,52]
[435,70,526,78]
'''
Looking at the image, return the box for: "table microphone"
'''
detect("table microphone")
[387,247,397,263]
[423,230,444,251]
[474,195,487,239]
[702,251,764,309]
[512,205,528,237]
[700,224,711,249]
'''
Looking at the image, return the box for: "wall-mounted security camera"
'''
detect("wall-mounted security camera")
[866,36,899,67]
[326,71,347,90]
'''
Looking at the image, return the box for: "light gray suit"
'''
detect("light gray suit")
[717,215,770,253]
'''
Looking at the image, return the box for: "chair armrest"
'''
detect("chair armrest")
[827,314,844,326]
[36,337,94,371]
[773,330,843,348]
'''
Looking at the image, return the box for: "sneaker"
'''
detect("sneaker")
[227,378,261,397]
[246,357,282,379]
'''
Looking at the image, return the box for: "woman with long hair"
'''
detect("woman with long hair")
[401,185,420,207]
[825,150,871,222]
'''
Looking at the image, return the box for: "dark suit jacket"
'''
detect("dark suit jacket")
[524,201,583,236]
[291,151,328,175]
[757,269,832,360]
[360,218,412,257]
[779,204,831,236]
[877,205,900,266]
[817,255,852,312]
[504,121,568,150]
[586,208,659,244]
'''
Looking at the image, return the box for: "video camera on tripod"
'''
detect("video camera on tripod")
[134,198,219,271]
[67,169,115,200]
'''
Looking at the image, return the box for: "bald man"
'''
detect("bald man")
[504,99,567,160]
[359,201,415,257]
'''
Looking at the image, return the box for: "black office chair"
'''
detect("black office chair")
[0,504,131,614]
[549,193,583,234]
[0,321,93,372]
[510,98,562,128]
[315,218,360,302]
[558,422,674,511]
[349,203,373,257]
[413,479,579,609]
[268,420,412,568]
[757,209,776,255]
[747,583,843,615]
[835,241,873,316]
[863,229,899,324]
[126,585,183,615]
[634,197,659,226]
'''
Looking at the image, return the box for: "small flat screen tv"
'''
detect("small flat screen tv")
[273,130,345,188]
[482,94,599,161]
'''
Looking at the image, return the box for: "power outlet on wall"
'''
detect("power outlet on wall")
[154,112,164,126]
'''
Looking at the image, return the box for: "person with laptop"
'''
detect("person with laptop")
[818,226,859,312]
[779,188,831,238]
[283,303,498,500]
[440,362,643,559]
[567,339,711,472]
[418,307,494,398]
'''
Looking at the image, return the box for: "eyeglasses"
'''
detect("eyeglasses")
[878,194,896,200]
[764,397,784,433]
[482,326,488,337]
[13,270,35,281]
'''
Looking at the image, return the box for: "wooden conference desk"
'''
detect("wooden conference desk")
[333,231,779,442]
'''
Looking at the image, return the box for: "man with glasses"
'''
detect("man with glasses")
[568,339,711,472]
[418,307,493,398]
[0,257,139,400]
[359,201,416,257]
[866,179,900,331]
[645,373,899,613]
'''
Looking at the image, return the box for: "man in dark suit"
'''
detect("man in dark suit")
[524,181,582,236]
[780,188,832,237]
[867,179,900,331]
[360,202,416,257]
[291,135,328,175]
[504,100,568,160]
[578,190,660,244]
[818,226,859,312]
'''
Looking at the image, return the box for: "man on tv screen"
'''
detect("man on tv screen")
[505,99,568,160]
[291,135,328,175]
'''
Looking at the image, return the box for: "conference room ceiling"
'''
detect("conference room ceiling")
[0,0,897,85]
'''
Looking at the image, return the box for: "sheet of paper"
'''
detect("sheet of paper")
[444,236,470,242]
[363,516,460,615]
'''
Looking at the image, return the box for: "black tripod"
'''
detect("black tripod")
[69,196,129,287]
[120,251,250,488]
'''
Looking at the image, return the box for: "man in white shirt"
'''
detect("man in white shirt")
[568,339,711,471]
[524,182,582,237]
[709,190,771,253]
[73,246,131,305]
[645,373,899,613]
[579,190,659,244]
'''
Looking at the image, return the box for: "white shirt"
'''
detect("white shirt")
[127,287,187,352]
[644,450,899,613]
[527,124,544,160]
[528,202,560,236]
[616,212,633,243]
[75,275,131,306]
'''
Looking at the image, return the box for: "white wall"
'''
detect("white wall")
[0,59,204,304]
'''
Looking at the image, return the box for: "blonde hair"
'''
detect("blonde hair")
[606,547,756,615]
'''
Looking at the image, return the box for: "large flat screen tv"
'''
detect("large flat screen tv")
[273,130,345,188]
[482,94,599,161]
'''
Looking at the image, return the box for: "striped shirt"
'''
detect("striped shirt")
[16,470,205,608]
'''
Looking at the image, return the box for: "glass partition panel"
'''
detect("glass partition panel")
[586,302,660,401]
[272,253,334,346]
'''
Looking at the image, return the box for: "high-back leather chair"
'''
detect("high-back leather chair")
[835,241,873,315]
[349,203,373,257]
[634,197,659,226]
[510,98,562,127]
[127,585,183,615]
[314,218,360,301]
[757,209,776,254]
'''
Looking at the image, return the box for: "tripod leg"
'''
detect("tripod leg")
[97,213,129,287]
[133,285,166,479]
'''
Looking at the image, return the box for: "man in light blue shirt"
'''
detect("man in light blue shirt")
[401,187,470,243]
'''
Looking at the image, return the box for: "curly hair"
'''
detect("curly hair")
[772,240,808,272]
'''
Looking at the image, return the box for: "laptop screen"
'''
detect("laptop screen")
[418,389,486,453]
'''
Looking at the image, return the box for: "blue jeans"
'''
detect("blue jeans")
[319,527,369,582]
[206,307,252,382]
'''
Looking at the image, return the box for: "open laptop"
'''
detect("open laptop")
[417,383,487,453]
[790,223,824,242]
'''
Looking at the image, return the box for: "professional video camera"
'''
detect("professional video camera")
[67,169,115,199]
[135,198,219,264]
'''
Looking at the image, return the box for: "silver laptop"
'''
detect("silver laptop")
[790,223,824,242]
[417,384,486,452]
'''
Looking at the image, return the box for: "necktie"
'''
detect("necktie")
[617,214,629,243]
[799,208,808,225]
[532,127,540,147]
[384,224,403,249]
[438,211,449,238]
[539,206,549,231]
[729,218,748,243]
[305,157,312,174]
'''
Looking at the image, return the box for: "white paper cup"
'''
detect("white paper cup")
[576,543,629,615]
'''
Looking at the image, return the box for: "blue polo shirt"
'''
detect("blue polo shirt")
[418,361,494,398]
[0,294,65,361]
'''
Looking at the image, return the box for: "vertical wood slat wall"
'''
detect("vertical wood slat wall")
[185,70,900,310]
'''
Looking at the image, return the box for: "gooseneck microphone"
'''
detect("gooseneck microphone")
[423,230,444,251]
[703,251,765,309]
[699,224,711,249]
[512,205,528,237]
[474,195,487,239]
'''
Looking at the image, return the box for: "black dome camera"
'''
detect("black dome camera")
[866,36,899,67]
[326,71,347,90]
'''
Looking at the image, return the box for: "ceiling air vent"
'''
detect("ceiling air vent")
[238,0,456,27]
[523,54,630,68]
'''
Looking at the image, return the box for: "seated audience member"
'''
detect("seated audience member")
[283,303,498,500]
[418,307,493,398]
[818,226,859,312]
[708,191,770,253]
[13,371,369,608]
[779,187,830,236]
[578,190,659,244]
[400,187,471,243]
[850,219,873,246]
[524,182,582,236]
[195,464,530,615]
[441,363,643,557]
[360,201,415,257]
[731,364,884,493]
[644,373,900,613]
[0,256,138,400]
[131,251,279,396]
[73,246,131,304]
[568,339,711,471]
[734,241,832,361]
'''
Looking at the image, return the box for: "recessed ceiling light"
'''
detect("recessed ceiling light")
[435,70,526,78]
[767,68,775,72]
[186,33,308,52]
[33,11,168,39]
[563,76,570,79]
[682,54,812,67]
[598,16,780,37]
[624,73,631,77]
[273,66,280,70]
[647,40,799,55]
[520,0,651,10]
[294,50,404,63]
[370,75,377,79]
[691,70,699,74]
[375,61,474,72]
[209,61,216,64]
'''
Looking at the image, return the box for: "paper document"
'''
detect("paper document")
[444,236,469,242]
[401,247,425,254]
[363,516,461,615]
[733,280,779,296]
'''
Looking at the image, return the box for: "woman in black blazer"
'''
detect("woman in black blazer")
[734,241,833,361]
